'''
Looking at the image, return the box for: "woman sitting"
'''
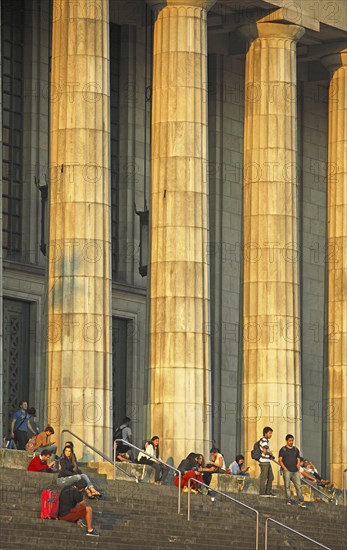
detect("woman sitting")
[174,452,203,492]
[137,440,152,464]
[228,454,250,476]
[146,436,169,485]
[57,445,101,498]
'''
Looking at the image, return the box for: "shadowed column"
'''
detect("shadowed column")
[322,49,347,488]
[48,0,111,457]
[147,0,215,462]
[242,22,305,467]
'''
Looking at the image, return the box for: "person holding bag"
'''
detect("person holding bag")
[10,401,29,450]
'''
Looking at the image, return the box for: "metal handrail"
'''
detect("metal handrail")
[187,478,259,550]
[60,429,137,481]
[114,439,182,514]
[301,478,337,505]
[264,517,331,550]
[343,468,347,506]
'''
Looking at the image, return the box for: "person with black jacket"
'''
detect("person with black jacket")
[57,446,101,498]
[174,452,203,492]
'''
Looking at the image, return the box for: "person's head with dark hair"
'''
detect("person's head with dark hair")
[75,479,87,491]
[196,454,205,468]
[18,401,28,410]
[151,436,160,458]
[28,407,36,416]
[41,449,51,459]
[235,454,244,465]
[45,426,54,435]
[65,440,74,448]
[142,440,151,451]
[185,452,198,466]
[285,434,295,447]
[122,417,131,425]
[210,447,219,454]
[263,427,273,437]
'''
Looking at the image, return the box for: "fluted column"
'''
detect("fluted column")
[322,49,347,487]
[147,0,215,462]
[48,0,111,457]
[242,23,304,467]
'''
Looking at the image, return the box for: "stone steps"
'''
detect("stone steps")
[0,466,345,550]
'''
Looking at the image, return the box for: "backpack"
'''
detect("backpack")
[113,425,124,442]
[251,440,262,461]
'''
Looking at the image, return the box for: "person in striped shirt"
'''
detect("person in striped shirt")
[258,426,276,497]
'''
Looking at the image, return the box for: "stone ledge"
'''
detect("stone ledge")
[88,460,156,483]
[0,449,34,470]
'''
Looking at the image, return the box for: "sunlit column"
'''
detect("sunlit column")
[48,0,111,458]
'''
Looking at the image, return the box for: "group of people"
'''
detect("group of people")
[27,440,101,536]
[9,403,336,530]
[254,427,335,507]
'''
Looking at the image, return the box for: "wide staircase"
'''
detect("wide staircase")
[0,465,346,550]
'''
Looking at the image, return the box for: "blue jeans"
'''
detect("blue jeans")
[283,470,303,503]
[57,473,93,489]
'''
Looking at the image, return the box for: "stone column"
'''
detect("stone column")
[48,0,112,457]
[147,0,215,462]
[242,23,304,466]
[322,49,347,487]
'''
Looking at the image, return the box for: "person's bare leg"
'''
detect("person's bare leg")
[85,505,93,531]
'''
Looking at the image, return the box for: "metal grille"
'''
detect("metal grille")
[1,0,24,258]
[110,24,121,276]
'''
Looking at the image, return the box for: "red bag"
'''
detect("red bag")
[41,490,59,519]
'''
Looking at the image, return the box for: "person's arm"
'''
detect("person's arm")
[241,466,250,474]
[300,468,317,482]
[278,450,287,471]
[10,416,16,438]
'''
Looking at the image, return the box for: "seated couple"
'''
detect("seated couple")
[174,448,226,493]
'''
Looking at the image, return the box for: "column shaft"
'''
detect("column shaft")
[324,50,347,487]
[48,0,111,456]
[149,3,211,461]
[243,23,304,463]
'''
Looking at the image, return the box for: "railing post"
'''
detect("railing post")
[187,478,191,521]
[178,472,181,515]
[343,468,347,506]
[113,441,116,480]
[264,518,269,550]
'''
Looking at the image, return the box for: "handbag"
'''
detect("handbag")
[25,435,37,452]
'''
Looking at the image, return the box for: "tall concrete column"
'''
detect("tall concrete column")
[322,49,347,487]
[147,0,215,461]
[242,23,304,465]
[48,0,112,457]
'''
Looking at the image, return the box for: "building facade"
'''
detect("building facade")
[1,0,346,484]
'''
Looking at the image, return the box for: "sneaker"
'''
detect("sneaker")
[198,487,209,495]
[77,519,87,529]
[190,488,199,494]
[260,494,270,497]
[268,493,277,497]
[86,529,100,537]
[298,502,307,509]
[287,501,293,505]
[182,487,189,493]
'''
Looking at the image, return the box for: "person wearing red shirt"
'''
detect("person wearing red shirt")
[27,449,55,472]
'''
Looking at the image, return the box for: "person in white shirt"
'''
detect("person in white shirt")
[145,436,169,485]
[258,426,276,497]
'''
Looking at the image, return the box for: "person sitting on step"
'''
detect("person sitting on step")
[146,436,169,485]
[137,440,152,464]
[58,478,99,537]
[174,452,202,493]
[57,445,102,498]
[27,449,55,472]
[34,425,58,461]
[228,454,250,476]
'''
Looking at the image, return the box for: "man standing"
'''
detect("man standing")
[10,401,29,450]
[279,434,306,508]
[259,426,276,497]
[58,479,99,536]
